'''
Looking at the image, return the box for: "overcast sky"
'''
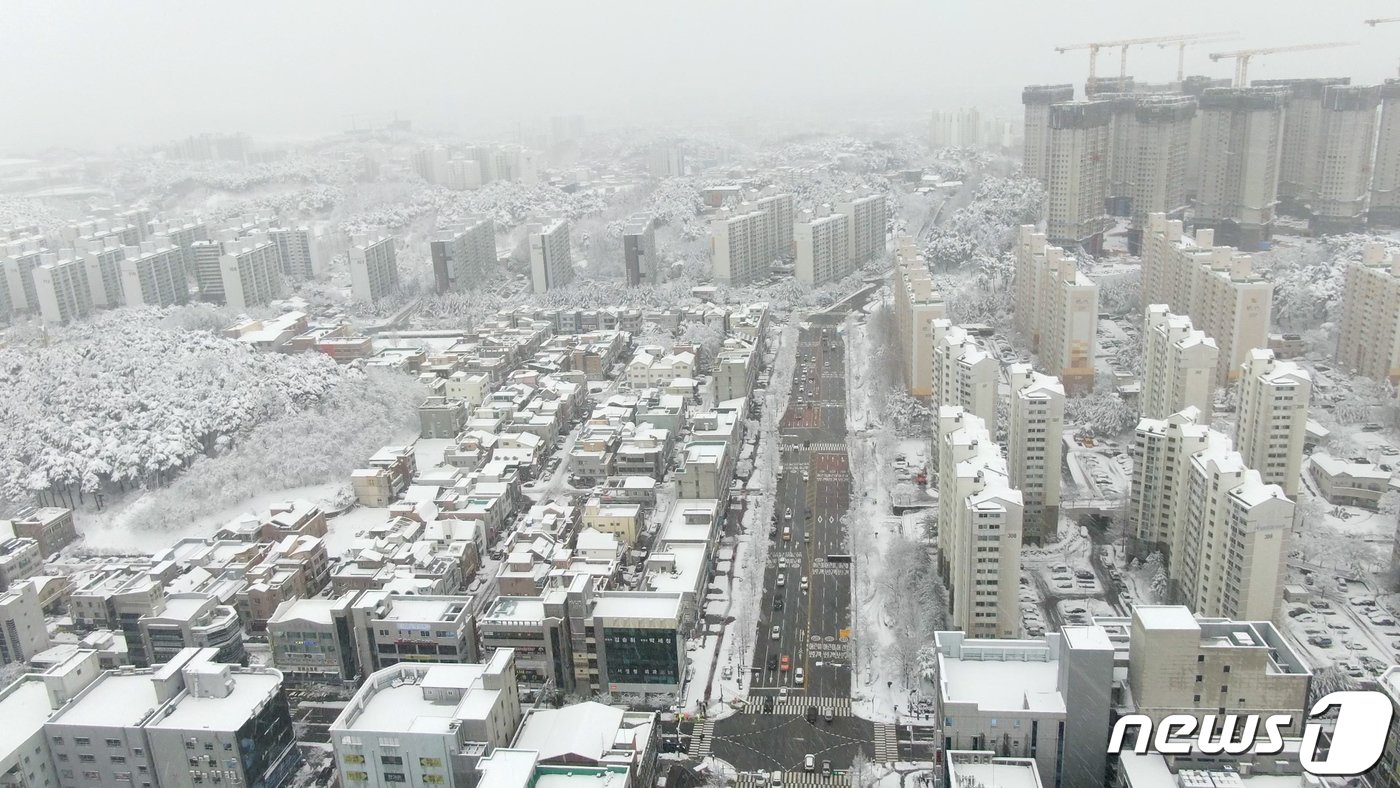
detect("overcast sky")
[3,0,1398,152]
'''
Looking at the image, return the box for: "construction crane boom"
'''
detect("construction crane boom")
[1157,33,1241,82]
[1365,18,1400,26]
[1209,41,1359,86]
[1056,32,1237,81]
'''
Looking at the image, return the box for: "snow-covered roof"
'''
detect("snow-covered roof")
[514,702,625,761]
[1133,605,1199,631]
[1311,453,1391,481]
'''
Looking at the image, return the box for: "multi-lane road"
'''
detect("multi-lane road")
[710,317,874,774]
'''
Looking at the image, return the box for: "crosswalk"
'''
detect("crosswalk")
[736,773,850,788]
[766,696,853,716]
[804,442,847,453]
[873,722,898,763]
[689,719,716,757]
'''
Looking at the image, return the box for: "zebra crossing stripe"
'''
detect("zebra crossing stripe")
[690,719,716,757]
[873,722,897,763]
[737,773,851,788]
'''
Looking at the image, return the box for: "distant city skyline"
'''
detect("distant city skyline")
[3,0,1400,151]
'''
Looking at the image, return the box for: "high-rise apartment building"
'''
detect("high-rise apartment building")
[431,217,496,293]
[77,240,127,308]
[1312,85,1382,234]
[889,243,945,396]
[931,322,998,425]
[1128,407,1213,563]
[267,226,316,282]
[1235,348,1311,497]
[1141,305,1218,420]
[835,191,887,264]
[1126,96,1197,250]
[33,254,96,325]
[754,192,794,263]
[1045,101,1112,253]
[621,214,657,287]
[151,218,209,279]
[1128,408,1292,620]
[219,240,285,311]
[1022,84,1075,183]
[1008,364,1065,545]
[1179,75,1233,199]
[1337,241,1400,383]
[1012,227,1099,393]
[1253,77,1351,211]
[648,142,685,178]
[1140,214,1272,383]
[711,208,768,286]
[120,241,190,307]
[1194,87,1286,250]
[349,235,399,303]
[936,408,1023,639]
[527,218,573,294]
[1,245,42,316]
[1373,80,1400,226]
[793,210,850,288]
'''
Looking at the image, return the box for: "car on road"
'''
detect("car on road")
[770,771,784,788]
[794,667,805,685]
[763,695,775,713]
[822,761,832,777]
[771,625,781,640]
[785,507,793,519]
[768,655,779,670]
[804,755,816,772]
[800,576,809,590]
[780,655,791,672]
[773,597,784,611]
[805,706,818,724]
[825,707,834,723]
[777,572,786,587]
[802,471,809,481]
[783,526,792,541]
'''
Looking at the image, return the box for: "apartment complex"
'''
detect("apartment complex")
[1129,407,1293,620]
[793,210,849,288]
[1373,79,1400,226]
[527,218,573,294]
[1141,305,1218,420]
[1140,213,1272,383]
[1007,364,1065,545]
[932,628,1115,788]
[0,581,49,664]
[1022,84,1075,184]
[1044,101,1112,253]
[936,408,1023,639]
[349,235,399,303]
[120,242,189,307]
[931,322,998,425]
[78,241,126,308]
[1337,241,1400,382]
[889,245,946,396]
[1012,226,1099,393]
[219,240,284,311]
[1235,348,1311,497]
[1255,78,1349,209]
[431,217,496,293]
[710,192,793,286]
[1193,87,1287,250]
[621,214,657,287]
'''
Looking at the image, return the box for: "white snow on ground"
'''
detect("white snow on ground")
[684,322,798,720]
[76,481,347,553]
[322,504,394,554]
[845,311,937,723]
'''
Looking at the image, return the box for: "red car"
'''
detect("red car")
[780,655,791,672]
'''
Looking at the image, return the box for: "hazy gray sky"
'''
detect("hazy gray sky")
[3,0,1399,152]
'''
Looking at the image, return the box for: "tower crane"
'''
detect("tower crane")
[1156,33,1241,82]
[1056,32,1239,83]
[1209,41,1359,87]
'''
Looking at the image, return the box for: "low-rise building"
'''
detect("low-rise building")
[1309,453,1397,509]
[330,650,521,788]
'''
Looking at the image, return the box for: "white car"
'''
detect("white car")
[800,577,809,591]
[794,668,805,686]
[771,625,781,640]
